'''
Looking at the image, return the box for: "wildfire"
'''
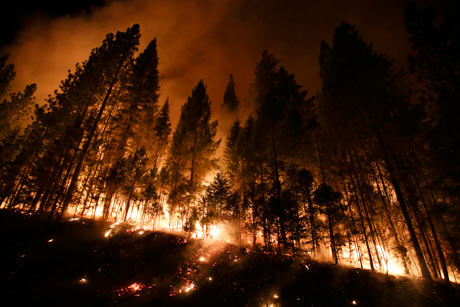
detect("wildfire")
[375,245,406,276]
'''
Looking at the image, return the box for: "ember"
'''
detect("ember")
[183,282,195,293]
[79,278,88,284]
[104,229,112,238]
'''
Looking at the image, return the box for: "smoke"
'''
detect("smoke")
[5,0,413,142]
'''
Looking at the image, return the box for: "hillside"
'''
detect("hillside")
[1,210,459,306]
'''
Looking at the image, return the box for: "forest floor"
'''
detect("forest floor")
[1,210,459,306]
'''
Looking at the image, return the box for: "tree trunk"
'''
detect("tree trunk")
[369,120,432,280]
[348,169,375,271]
[58,57,126,221]
[270,129,287,252]
[403,148,450,282]
[368,154,410,274]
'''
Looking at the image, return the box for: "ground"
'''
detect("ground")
[1,210,459,306]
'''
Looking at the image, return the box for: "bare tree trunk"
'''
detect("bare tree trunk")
[402,148,450,282]
[369,125,432,280]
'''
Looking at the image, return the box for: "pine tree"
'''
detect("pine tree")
[314,183,343,264]
[222,74,239,112]
[319,22,432,279]
[167,80,219,229]
[55,24,141,220]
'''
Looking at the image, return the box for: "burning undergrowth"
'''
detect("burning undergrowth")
[1,211,459,306]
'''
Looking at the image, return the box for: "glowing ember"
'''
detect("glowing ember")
[104,229,112,238]
[184,282,195,293]
[199,256,206,262]
[129,282,142,292]
[207,277,213,281]
[273,294,279,299]
[79,278,88,284]
[138,230,145,235]
[47,238,54,243]
[114,282,155,297]
[352,300,358,305]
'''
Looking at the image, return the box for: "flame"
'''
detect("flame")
[376,245,406,276]
[209,224,220,238]
[63,198,435,282]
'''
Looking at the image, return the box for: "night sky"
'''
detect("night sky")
[0,0,444,131]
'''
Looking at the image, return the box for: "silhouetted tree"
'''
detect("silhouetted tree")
[222,74,239,112]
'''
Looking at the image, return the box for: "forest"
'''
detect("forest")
[1,2,459,289]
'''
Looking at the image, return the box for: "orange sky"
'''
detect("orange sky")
[5,0,414,138]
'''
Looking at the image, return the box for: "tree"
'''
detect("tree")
[288,166,318,254]
[319,22,433,279]
[222,74,239,112]
[167,80,219,229]
[0,55,15,100]
[0,83,36,141]
[314,184,343,264]
[151,99,171,172]
[251,51,312,252]
[56,24,141,220]
[404,2,459,280]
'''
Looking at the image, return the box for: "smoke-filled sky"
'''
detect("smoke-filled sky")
[2,0,438,133]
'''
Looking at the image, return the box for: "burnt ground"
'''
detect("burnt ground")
[1,210,459,306]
